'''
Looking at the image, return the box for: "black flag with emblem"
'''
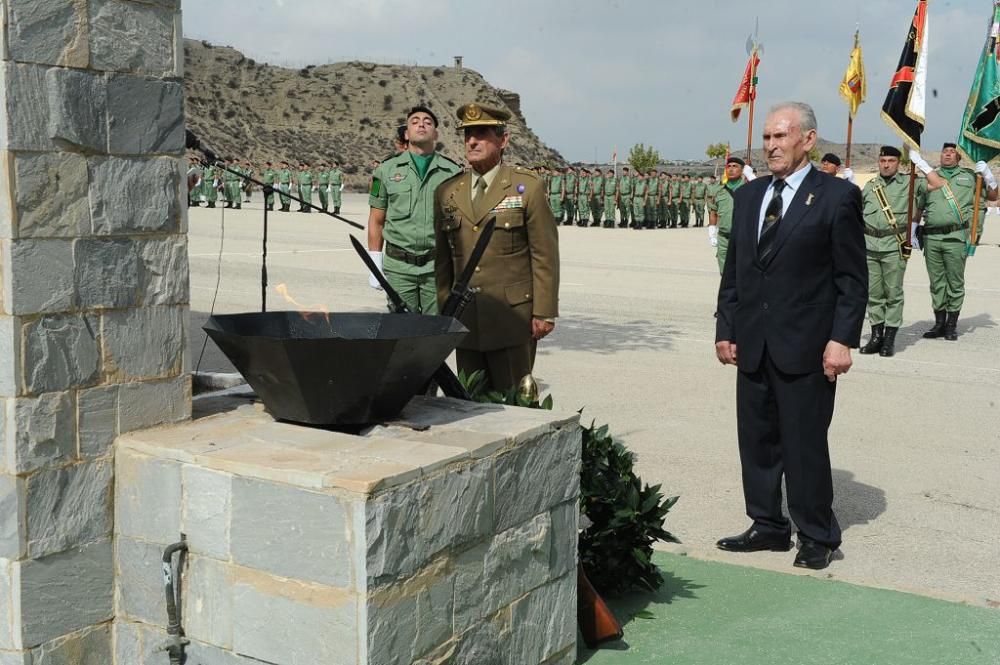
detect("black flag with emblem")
[881,0,928,149]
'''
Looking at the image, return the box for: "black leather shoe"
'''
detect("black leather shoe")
[793,541,833,570]
[716,528,792,553]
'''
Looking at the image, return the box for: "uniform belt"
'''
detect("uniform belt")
[864,226,903,238]
[385,242,434,267]
[923,222,968,236]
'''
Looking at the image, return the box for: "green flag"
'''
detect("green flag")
[958,1,1000,163]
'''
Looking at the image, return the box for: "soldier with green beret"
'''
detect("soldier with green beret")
[656,172,670,228]
[692,175,708,227]
[202,162,218,208]
[276,161,293,212]
[367,105,461,314]
[856,146,926,357]
[909,142,997,340]
[645,171,658,229]
[617,167,633,228]
[707,156,750,274]
[547,166,565,224]
[678,174,692,227]
[223,161,241,209]
[603,168,617,228]
[317,162,331,211]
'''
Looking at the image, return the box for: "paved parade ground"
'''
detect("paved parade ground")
[188,191,1000,610]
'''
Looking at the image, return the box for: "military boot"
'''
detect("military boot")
[859,324,885,355]
[879,327,898,357]
[922,310,946,338]
[334,207,341,214]
[944,311,960,341]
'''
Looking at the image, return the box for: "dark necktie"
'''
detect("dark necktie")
[758,179,786,262]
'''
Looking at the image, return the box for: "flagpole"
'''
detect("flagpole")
[846,115,854,167]
[746,47,757,162]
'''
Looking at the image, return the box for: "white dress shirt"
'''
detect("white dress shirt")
[757,162,812,238]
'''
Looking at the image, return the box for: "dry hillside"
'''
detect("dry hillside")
[183,39,564,184]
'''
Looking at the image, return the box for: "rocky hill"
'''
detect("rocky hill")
[183,39,564,184]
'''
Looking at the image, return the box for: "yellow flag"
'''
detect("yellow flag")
[839,31,866,118]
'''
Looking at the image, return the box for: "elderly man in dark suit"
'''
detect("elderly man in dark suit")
[714,102,867,570]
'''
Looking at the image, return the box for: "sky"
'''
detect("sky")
[185,0,991,162]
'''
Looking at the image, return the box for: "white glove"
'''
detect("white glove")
[843,167,855,183]
[340,184,345,192]
[909,149,932,175]
[910,221,920,250]
[367,251,384,291]
[975,161,998,190]
[708,225,719,247]
[742,164,756,181]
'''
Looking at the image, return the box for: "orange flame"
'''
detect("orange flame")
[275,283,332,326]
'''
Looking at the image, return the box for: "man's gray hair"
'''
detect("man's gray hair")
[769,101,818,134]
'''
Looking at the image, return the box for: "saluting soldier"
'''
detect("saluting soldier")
[368,105,462,314]
[692,175,708,227]
[547,166,565,224]
[297,162,314,212]
[909,143,997,340]
[261,161,277,211]
[617,166,633,228]
[856,146,926,357]
[330,161,344,214]
[434,102,560,391]
[589,167,604,227]
[563,166,577,226]
[707,156,750,274]
[602,168,617,228]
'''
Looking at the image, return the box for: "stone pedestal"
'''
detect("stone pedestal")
[0,1,188,662]
[113,397,580,665]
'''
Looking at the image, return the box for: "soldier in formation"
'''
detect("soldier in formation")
[617,167,633,228]
[603,168,617,227]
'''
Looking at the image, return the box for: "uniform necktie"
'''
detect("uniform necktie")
[473,176,487,205]
[758,179,786,263]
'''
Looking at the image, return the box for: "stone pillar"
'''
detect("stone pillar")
[0,0,189,661]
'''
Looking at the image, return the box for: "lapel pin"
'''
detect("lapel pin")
[806,193,815,206]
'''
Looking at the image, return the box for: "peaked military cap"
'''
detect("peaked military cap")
[879,146,901,158]
[456,103,511,128]
[821,153,842,166]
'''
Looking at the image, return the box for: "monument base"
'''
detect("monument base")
[113,396,580,665]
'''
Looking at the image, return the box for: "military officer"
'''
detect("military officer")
[368,105,462,314]
[856,146,926,357]
[602,168,617,227]
[909,143,997,340]
[260,162,276,211]
[707,156,749,274]
[434,102,560,391]
[589,167,604,227]
[297,162,314,212]
[563,166,577,226]
[668,173,681,228]
[329,161,344,214]
[692,175,708,227]
[547,166,565,224]
[617,167,633,228]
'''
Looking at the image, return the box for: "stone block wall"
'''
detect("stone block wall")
[0,1,189,662]
[114,398,580,665]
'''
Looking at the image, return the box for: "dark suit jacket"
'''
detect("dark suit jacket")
[715,167,868,375]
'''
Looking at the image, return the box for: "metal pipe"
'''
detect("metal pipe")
[161,536,189,665]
